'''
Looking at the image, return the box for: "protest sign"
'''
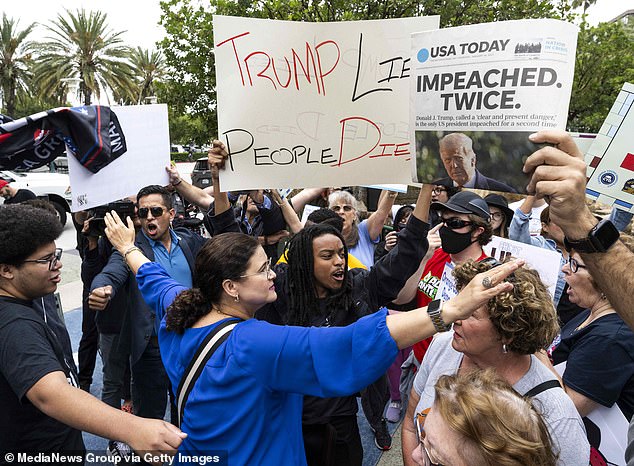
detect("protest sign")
[213,15,439,191]
[483,236,561,300]
[436,262,458,302]
[411,19,578,194]
[585,83,634,212]
[68,104,170,211]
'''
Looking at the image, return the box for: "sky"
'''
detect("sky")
[2,0,633,50]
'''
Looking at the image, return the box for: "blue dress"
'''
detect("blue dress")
[137,262,398,465]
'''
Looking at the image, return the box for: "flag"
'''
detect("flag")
[0,106,127,173]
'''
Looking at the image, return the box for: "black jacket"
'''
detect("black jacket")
[91,228,205,365]
[435,170,518,193]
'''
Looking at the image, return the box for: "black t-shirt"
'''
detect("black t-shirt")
[553,310,634,420]
[4,189,37,204]
[0,296,84,456]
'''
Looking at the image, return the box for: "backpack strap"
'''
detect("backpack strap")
[524,379,562,398]
[176,318,241,427]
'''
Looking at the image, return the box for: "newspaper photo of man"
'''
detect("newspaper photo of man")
[434,133,517,192]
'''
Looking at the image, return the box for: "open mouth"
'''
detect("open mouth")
[146,223,158,235]
[332,270,345,281]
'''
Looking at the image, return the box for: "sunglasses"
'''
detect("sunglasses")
[240,257,273,279]
[442,217,473,230]
[331,205,354,213]
[138,206,164,218]
[569,257,587,274]
[415,411,444,466]
[23,248,63,271]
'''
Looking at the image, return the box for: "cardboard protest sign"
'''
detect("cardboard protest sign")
[411,19,578,194]
[68,104,170,211]
[585,83,634,212]
[483,235,561,301]
[213,15,439,192]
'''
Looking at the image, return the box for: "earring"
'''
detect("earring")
[600,292,607,300]
[502,344,508,354]
[234,294,240,303]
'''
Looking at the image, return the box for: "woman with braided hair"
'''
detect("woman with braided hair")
[207,140,432,465]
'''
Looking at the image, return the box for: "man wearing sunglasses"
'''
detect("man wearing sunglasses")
[0,204,186,458]
[89,185,206,423]
[396,191,493,365]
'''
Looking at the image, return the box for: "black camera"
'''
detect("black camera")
[85,200,136,237]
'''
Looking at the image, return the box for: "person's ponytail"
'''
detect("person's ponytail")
[166,288,210,334]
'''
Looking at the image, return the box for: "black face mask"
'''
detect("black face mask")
[439,226,476,254]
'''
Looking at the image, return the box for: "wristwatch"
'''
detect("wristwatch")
[427,299,452,332]
[563,218,620,253]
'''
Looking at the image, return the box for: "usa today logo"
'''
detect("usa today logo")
[417,48,430,63]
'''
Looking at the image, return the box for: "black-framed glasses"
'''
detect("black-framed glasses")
[442,217,473,230]
[331,204,354,213]
[415,412,444,466]
[23,248,63,271]
[432,187,447,195]
[569,257,587,273]
[240,257,273,279]
[138,206,164,219]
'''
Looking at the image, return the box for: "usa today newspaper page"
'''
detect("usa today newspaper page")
[411,19,578,194]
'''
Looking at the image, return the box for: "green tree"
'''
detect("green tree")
[568,21,634,132]
[159,0,571,139]
[0,14,35,117]
[129,47,166,104]
[34,9,135,105]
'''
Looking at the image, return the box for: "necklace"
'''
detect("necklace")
[575,301,615,332]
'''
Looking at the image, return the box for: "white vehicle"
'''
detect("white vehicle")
[0,170,72,226]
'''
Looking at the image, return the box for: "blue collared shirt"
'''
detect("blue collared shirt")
[143,229,193,289]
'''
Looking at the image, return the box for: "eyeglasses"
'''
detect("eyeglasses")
[442,217,473,230]
[432,187,447,195]
[331,205,354,213]
[415,412,444,466]
[240,257,273,278]
[569,257,587,273]
[23,248,63,271]
[490,212,504,221]
[138,206,164,218]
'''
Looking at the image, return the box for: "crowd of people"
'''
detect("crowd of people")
[2,130,634,466]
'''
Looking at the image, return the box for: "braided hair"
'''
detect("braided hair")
[285,223,354,326]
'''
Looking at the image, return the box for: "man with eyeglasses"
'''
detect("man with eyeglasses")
[0,204,185,458]
[429,185,461,228]
[89,185,206,423]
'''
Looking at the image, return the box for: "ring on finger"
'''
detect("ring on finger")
[482,276,494,289]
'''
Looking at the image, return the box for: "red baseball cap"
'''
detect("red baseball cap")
[0,180,8,190]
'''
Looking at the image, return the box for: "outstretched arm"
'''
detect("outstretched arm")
[524,130,634,329]
[365,190,399,240]
[166,164,213,210]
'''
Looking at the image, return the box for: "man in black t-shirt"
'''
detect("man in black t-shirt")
[0,204,186,460]
[0,179,36,204]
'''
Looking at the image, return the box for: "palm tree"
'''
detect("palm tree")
[0,14,36,117]
[130,47,166,104]
[34,9,135,106]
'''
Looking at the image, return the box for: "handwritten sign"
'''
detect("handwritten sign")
[213,15,439,191]
[483,235,561,301]
[68,105,170,211]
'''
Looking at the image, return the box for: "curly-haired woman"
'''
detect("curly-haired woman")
[401,259,590,466]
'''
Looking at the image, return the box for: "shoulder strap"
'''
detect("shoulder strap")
[176,318,241,427]
[524,379,562,398]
